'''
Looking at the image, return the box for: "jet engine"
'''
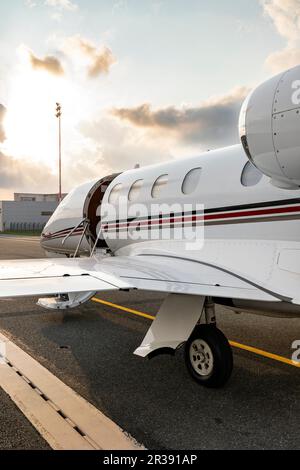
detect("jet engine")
[239,65,300,189]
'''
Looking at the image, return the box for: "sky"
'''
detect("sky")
[0,0,299,199]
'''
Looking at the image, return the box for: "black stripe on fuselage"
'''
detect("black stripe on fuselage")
[43,197,300,239]
[105,197,300,226]
[104,214,300,233]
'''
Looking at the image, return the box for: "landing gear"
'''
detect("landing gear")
[134,294,233,388]
[38,290,97,310]
[185,325,233,388]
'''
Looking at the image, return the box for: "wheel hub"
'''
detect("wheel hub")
[190,339,214,377]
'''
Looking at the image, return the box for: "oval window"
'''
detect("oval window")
[182,168,202,195]
[241,162,263,187]
[151,175,168,199]
[128,179,143,202]
[108,184,123,204]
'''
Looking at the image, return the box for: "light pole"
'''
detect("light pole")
[56,103,62,203]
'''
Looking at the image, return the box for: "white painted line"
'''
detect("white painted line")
[0,332,143,450]
[0,364,94,450]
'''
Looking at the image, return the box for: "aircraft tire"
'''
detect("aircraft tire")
[185,325,233,388]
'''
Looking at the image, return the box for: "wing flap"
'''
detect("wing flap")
[120,277,277,301]
[0,275,120,299]
[98,255,284,302]
[0,257,132,298]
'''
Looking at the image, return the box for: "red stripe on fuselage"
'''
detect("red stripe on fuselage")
[42,202,300,239]
[103,204,300,231]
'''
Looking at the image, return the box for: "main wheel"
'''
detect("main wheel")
[185,325,233,388]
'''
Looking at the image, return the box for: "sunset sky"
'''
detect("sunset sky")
[0,0,299,199]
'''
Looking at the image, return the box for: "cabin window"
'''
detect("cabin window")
[182,168,202,195]
[241,161,263,187]
[151,175,168,199]
[128,179,144,202]
[108,184,123,204]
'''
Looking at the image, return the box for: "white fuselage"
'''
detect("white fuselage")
[40,143,300,318]
[42,144,300,253]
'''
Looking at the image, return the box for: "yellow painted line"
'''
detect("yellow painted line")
[229,341,300,368]
[92,297,300,369]
[92,297,155,321]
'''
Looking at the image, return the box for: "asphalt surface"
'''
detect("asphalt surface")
[0,388,50,450]
[0,236,299,450]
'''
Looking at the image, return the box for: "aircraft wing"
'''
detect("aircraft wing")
[98,255,286,303]
[98,239,300,305]
[0,257,131,299]
[0,238,298,305]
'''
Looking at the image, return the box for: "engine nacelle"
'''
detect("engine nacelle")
[239,65,300,189]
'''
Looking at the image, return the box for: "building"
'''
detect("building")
[0,193,65,233]
[14,193,67,202]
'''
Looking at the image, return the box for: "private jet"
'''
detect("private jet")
[1,65,300,388]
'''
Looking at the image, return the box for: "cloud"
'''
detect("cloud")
[0,110,57,198]
[112,87,249,149]
[0,104,6,143]
[266,46,300,71]
[64,36,116,78]
[25,35,116,79]
[112,1,127,15]
[25,0,37,7]
[262,0,300,42]
[0,151,56,197]
[77,116,172,174]
[45,0,78,11]
[28,49,64,75]
[262,0,300,72]
[25,0,78,11]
